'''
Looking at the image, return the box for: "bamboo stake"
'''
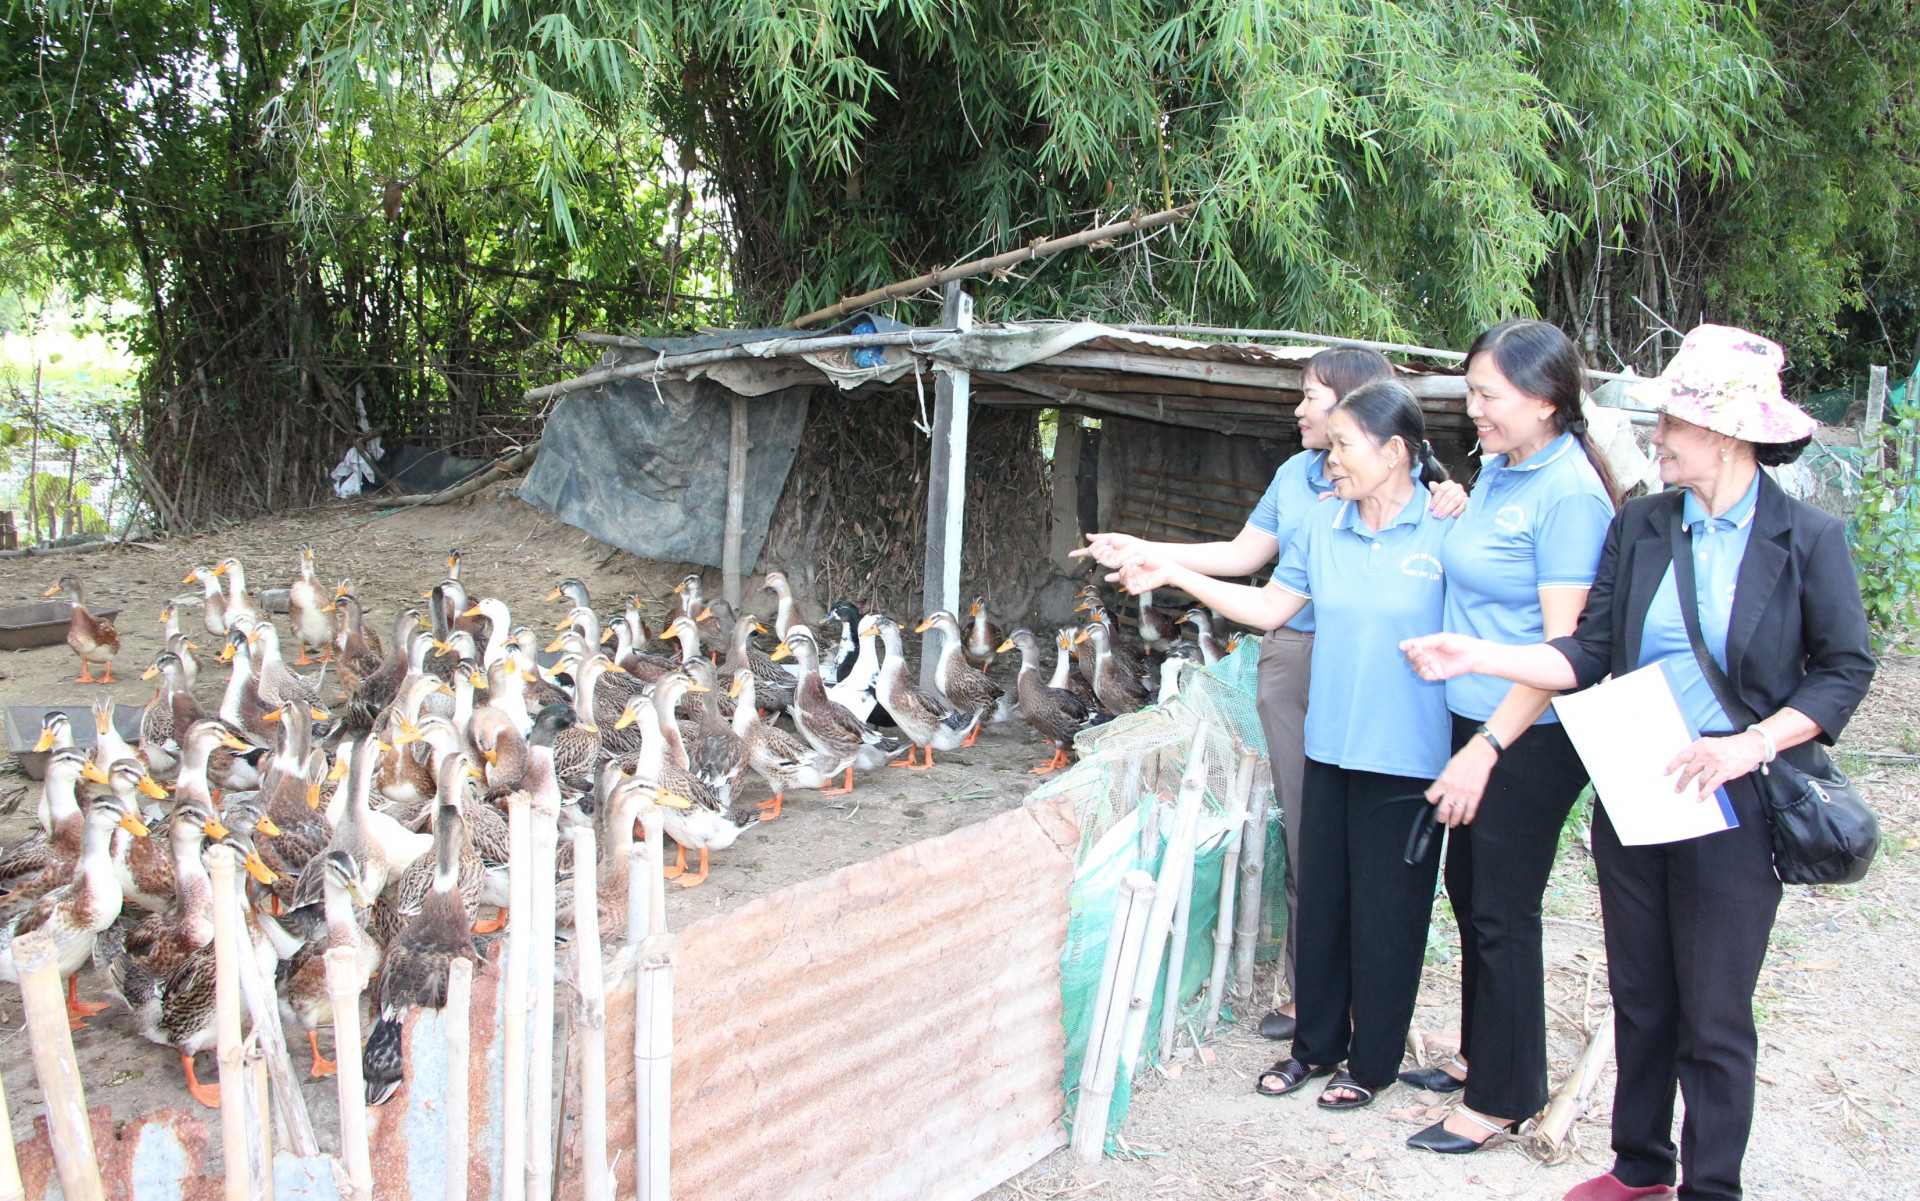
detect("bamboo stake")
[1231,760,1272,1002]
[323,948,372,1201]
[1117,731,1208,1077]
[443,958,473,1201]
[570,828,611,1201]
[206,846,253,1201]
[1203,825,1242,1037]
[791,207,1195,328]
[248,1053,274,1201]
[233,899,318,1156]
[1533,1006,1616,1153]
[626,842,648,949]
[12,931,104,1201]
[0,1029,23,1201]
[1155,835,1195,1064]
[1069,870,1156,1162]
[502,793,533,1201]
[641,808,667,937]
[634,934,676,1201]
[527,789,560,1201]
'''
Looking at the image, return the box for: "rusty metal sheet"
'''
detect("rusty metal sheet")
[561,793,1080,1201]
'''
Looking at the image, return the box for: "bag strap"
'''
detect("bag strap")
[1667,503,1761,729]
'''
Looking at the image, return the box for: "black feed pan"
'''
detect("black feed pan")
[6,704,145,780]
[0,601,124,652]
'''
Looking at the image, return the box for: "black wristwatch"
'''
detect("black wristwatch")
[1474,723,1505,757]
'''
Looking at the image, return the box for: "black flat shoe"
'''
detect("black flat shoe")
[1315,1069,1377,1111]
[1258,1010,1297,1040]
[1406,1111,1517,1154]
[1397,1056,1468,1094]
[1254,1057,1332,1097]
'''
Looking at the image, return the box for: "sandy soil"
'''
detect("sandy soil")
[0,491,1052,1150]
[991,658,1920,1200]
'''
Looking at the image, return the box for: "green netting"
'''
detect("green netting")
[1035,637,1286,1148]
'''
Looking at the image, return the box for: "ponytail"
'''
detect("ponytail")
[1334,380,1448,484]
[1466,319,1620,508]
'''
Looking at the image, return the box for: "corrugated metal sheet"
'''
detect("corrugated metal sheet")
[561,794,1080,1201]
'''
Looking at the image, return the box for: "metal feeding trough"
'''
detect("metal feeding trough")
[4,704,145,779]
[0,600,122,652]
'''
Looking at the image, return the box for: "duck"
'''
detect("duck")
[1051,629,1100,712]
[386,752,506,932]
[761,570,810,639]
[546,577,592,611]
[606,619,681,687]
[1074,592,1148,681]
[89,692,142,776]
[917,610,1005,742]
[1135,590,1183,653]
[614,686,756,888]
[293,734,431,907]
[724,617,795,715]
[140,652,188,774]
[672,574,725,647]
[216,628,279,742]
[466,707,529,800]
[728,669,839,820]
[823,612,882,722]
[873,615,976,769]
[483,659,536,739]
[680,659,746,802]
[1182,608,1225,665]
[250,711,334,907]
[185,567,227,637]
[284,546,334,664]
[375,708,462,819]
[561,768,688,936]
[45,575,118,683]
[331,586,383,675]
[1157,644,1198,704]
[212,558,263,628]
[158,601,203,689]
[362,797,480,1106]
[772,627,902,794]
[963,598,1006,671]
[0,748,91,897]
[249,624,328,715]
[28,712,77,833]
[106,798,223,998]
[337,608,421,738]
[544,695,603,795]
[276,850,382,1077]
[1077,621,1152,715]
[105,759,180,913]
[1000,629,1099,773]
[0,789,149,1028]
[820,600,862,685]
[459,597,515,667]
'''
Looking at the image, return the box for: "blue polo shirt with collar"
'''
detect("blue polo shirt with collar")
[1273,490,1455,779]
[1246,449,1333,634]
[1637,471,1761,735]
[1441,431,1615,723]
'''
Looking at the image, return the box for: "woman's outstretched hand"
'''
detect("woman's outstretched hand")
[1400,633,1481,681]
[1070,532,1148,570]
[1115,551,1178,595]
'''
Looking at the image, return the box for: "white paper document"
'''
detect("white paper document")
[1551,661,1737,846]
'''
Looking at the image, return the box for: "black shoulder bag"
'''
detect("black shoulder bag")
[1668,507,1879,885]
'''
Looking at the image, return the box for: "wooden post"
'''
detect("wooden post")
[723,396,749,611]
[443,958,474,1201]
[1233,760,1272,1002]
[634,934,676,1201]
[1117,731,1207,1076]
[1070,870,1156,1162]
[570,827,611,1201]
[502,793,533,1201]
[0,1026,23,1201]
[527,790,560,1201]
[207,846,253,1201]
[1866,364,1889,433]
[12,931,104,1201]
[920,280,974,690]
[231,874,319,1157]
[324,948,373,1201]
[1049,414,1085,569]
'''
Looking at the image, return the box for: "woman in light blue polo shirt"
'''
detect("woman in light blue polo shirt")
[1109,379,1455,1112]
[1076,347,1463,1042]
[1399,320,1618,1154]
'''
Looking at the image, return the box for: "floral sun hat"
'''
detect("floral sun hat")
[1626,324,1817,443]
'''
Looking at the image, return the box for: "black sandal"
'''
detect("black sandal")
[1316,1069,1377,1110]
[1254,1057,1332,1097]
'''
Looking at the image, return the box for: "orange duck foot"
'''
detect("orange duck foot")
[889,747,921,768]
[675,847,711,889]
[472,908,508,935]
[757,793,785,821]
[66,975,110,1023]
[912,748,935,771]
[182,1052,221,1108]
[307,1031,337,1078]
[817,768,855,796]
[662,843,688,880]
[1029,749,1072,775]
[962,727,980,747]
[292,655,314,666]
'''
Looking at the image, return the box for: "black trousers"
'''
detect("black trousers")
[1444,713,1588,1120]
[1291,758,1441,1090]
[1594,773,1780,1201]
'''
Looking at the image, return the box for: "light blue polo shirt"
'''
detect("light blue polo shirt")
[1246,450,1334,634]
[1441,432,1614,723]
[1638,472,1760,734]
[1273,492,1455,779]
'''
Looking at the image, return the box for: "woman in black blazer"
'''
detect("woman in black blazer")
[1403,325,1875,1201]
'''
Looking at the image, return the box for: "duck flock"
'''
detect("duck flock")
[4,553,1230,1110]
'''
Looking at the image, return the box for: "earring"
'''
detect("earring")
[1720,448,1731,462]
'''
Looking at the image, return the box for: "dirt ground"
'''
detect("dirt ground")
[990,655,1920,1201]
[0,490,1052,1153]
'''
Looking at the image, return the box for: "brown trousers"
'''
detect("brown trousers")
[1254,627,1312,995]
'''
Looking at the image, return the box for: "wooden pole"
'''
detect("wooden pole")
[206,845,253,1201]
[323,948,373,1201]
[1117,731,1207,1076]
[232,889,319,1156]
[723,397,748,611]
[1203,825,1242,1038]
[1534,1006,1616,1153]
[0,1026,23,1201]
[921,280,974,691]
[527,789,560,1201]
[569,827,611,1201]
[443,958,474,1201]
[791,206,1195,329]
[1155,832,1195,1064]
[1867,365,1889,433]
[1232,760,1272,1002]
[502,793,533,1201]
[1048,415,1085,570]
[12,931,104,1201]
[1069,870,1155,1162]
[633,934,676,1201]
